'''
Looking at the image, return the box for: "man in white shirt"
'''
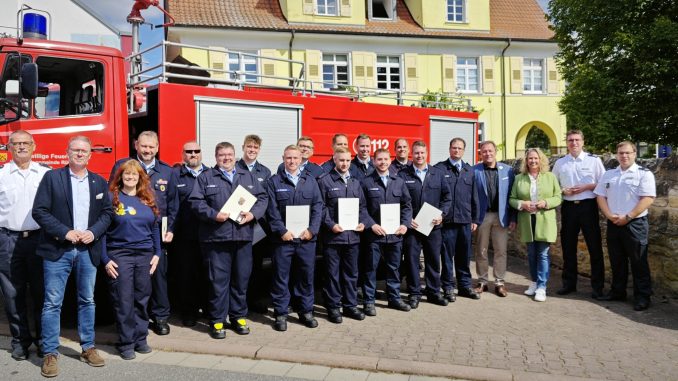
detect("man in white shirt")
[552,130,606,298]
[0,130,50,360]
[594,141,656,311]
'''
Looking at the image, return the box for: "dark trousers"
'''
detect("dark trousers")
[560,199,605,291]
[441,223,473,290]
[202,241,253,324]
[174,238,208,320]
[607,217,652,298]
[323,243,359,309]
[149,245,170,321]
[107,248,152,353]
[271,241,316,316]
[0,230,42,351]
[363,241,403,303]
[404,229,442,297]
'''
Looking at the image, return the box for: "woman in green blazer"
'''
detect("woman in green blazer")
[509,148,562,302]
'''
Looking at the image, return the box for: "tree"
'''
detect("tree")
[548,0,678,151]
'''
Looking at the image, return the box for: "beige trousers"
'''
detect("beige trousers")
[474,212,508,285]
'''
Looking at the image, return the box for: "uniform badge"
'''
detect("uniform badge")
[160,185,166,192]
[238,197,246,205]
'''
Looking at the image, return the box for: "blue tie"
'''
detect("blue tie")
[381,176,388,187]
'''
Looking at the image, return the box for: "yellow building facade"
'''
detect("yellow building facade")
[166,0,565,159]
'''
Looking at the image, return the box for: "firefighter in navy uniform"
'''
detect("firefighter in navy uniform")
[109,131,178,336]
[265,145,323,331]
[318,147,370,323]
[360,148,413,315]
[189,142,268,339]
[277,136,325,179]
[398,141,451,309]
[171,141,208,327]
[236,135,272,313]
[434,137,481,302]
[594,141,656,311]
[349,134,375,181]
[389,138,412,175]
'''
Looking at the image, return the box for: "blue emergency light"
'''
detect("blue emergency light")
[23,13,47,40]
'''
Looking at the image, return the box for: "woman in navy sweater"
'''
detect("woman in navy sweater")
[102,160,161,360]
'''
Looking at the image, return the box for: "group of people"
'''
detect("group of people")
[0,128,656,378]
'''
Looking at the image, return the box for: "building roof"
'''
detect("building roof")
[165,0,554,41]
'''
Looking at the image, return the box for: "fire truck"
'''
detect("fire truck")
[0,2,479,174]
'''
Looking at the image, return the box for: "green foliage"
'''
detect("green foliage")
[419,89,479,112]
[525,126,552,154]
[548,0,678,151]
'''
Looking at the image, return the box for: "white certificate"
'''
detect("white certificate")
[380,204,400,235]
[161,216,168,237]
[413,202,443,237]
[286,205,310,238]
[338,198,359,231]
[220,185,257,222]
[252,222,266,244]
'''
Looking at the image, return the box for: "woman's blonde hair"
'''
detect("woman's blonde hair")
[520,148,550,174]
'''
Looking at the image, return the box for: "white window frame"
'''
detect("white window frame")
[376,55,402,90]
[228,51,259,83]
[317,0,339,16]
[322,53,350,89]
[446,0,466,23]
[456,57,479,93]
[368,0,396,21]
[523,58,544,94]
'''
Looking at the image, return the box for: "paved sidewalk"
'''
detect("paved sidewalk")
[1,256,677,381]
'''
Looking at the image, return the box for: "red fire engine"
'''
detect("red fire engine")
[0,2,478,174]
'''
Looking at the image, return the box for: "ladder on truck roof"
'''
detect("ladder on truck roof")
[127,41,474,113]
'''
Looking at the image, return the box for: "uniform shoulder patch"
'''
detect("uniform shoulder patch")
[39,162,52,169]
[638,166,650,171]
[587,153,598,158]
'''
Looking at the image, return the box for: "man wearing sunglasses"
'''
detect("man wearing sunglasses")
[171,142,208,326]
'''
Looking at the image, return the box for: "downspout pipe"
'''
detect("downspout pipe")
[289,29,296,87]
[500,37,511,159]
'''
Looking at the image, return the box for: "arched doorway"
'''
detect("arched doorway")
[515,121,558,158]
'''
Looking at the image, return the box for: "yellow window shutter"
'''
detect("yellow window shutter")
[305,50,323,89]
[442,54,457,93]
[303,0,314,15]
[547,57,560,94]
[510,56,523,94]
[404,53,418,93]
[482,55,495,94]
[205,46,225,79]
[352,51,366,88]
[259,49,278,85]
[364,52,376,88]
[340,0,352,16]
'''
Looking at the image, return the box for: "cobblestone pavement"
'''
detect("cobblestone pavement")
[2,256,677,380]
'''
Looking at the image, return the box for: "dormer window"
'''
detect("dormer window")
[447,0,466,23]
[317,0,339,16]
[368,0,396,20]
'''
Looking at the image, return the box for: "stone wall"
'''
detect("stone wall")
[505,155,678,298]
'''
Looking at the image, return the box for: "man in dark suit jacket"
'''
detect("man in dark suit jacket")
[32,136,113,377]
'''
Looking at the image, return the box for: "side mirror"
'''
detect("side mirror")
[20,63,38,99]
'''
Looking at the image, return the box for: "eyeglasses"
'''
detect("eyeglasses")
[184,149,201,154]
[68,149,90,155]
[617,151,636,156]
[298,144,314,150]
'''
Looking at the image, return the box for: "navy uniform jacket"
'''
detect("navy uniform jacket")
[265,169,323,243]
[434,159,480,225]
[277,161,325,180]
[109,157,179,232]
[189,166,268,242]
[173,164,208,240]
[398,165,452,231]
[318,170,369,245]
[350,156,375,181]
[389,160,412,175]
[237,159,271,185]
[32,166,113,266]
[361,171,413,244]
